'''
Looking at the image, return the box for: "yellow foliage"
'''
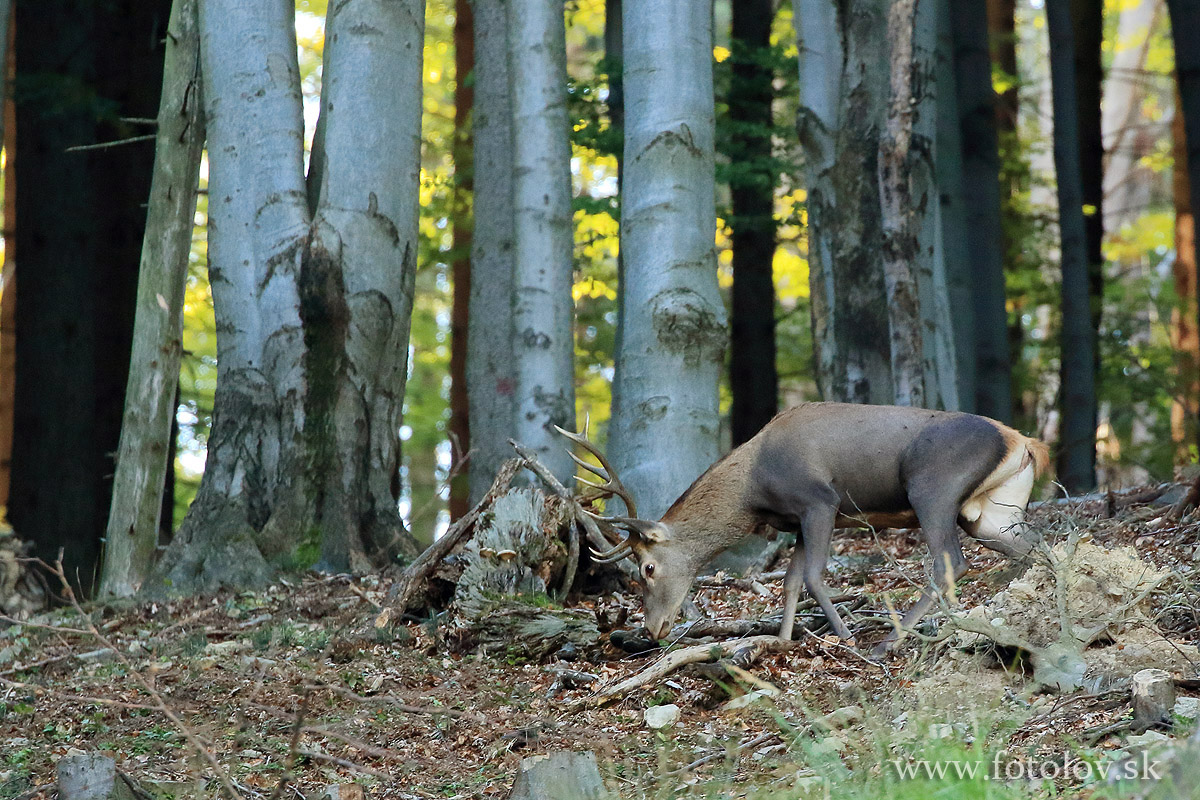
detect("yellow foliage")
[713,45,731,63]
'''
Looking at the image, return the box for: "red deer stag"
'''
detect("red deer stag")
[558,403,1049,654]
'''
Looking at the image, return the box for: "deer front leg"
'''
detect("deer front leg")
[779,539,806,641]
[795,504,853,641]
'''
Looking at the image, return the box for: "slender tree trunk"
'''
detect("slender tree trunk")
[794,0,893,405]
[986,0,1018,133]
[729,0,779,444]
[877,0,926,407]
[1168,0,1200,453]
[609,0,725,518]
[605,0,624,431]
[935,0,976,411]
[951,0,1014,422]
[987,0,1025,421]
[1172,100,1199,458]
[1046,0,1097,492]
[100,0,205,597]
[159,0,424,591]
[448,0,474,521]
[1071,0,1104,353]
[11,0,168,594]
[467,0,516,505]
[0,8,14,511]
[506,0,575,482]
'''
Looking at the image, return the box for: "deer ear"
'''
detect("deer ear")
[641,523,671,543]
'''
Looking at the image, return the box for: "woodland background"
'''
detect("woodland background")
[0,0,1195,593]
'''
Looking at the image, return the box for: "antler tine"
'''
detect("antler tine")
[553,424,639,518]
[589,542,634,564]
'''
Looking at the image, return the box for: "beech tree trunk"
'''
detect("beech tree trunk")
[951,0,1014,421]
[157,0,424,592]
[728,0,779,444]
[100,0,205,597]
[448,0,473,521]
[609,0,725,518]
[506,0,576,483]
[1168,0,1200,451]
[1046,0,1097,492]
[794,0,893,405]
[467,0,517,506]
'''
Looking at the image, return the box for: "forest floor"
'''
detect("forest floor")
[1,488,1199,800]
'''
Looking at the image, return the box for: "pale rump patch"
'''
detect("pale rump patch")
[960,435,1038,553]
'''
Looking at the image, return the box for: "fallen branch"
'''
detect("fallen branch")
[578,635,801,708]
[385,458,521,618]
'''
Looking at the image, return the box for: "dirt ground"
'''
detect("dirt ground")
[1,486,1198,799]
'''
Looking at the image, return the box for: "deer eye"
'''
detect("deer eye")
[643,563,655,578]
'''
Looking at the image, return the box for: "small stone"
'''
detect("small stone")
[323,785,365,800]
[928,723,955,739]
[644,704,680,729]
[1174,696,1200,721]
[722,689,779,711]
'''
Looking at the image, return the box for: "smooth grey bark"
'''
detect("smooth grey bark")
[99,0,205,598]
[934,0,977,411]
[306,0,424,568]
[467,0,516,505]
[1046,0,1097,492]
[794,0,893,404]
[609,0,725,518]
[158,0,423,590]
[506,0,576,483]
[949,0,1014,422]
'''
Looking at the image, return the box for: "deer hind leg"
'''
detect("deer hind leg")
[872,496,968,657]
[959,460,1037,562]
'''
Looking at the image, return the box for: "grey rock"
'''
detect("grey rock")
[509,751,608,800]
[57,753,136,800]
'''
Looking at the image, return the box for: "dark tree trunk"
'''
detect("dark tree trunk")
[1171,99,1199,458]
[1071,0,1104,349]
[986,0,1018,133]
[1167,0,1200,449]
[987,0,1027,421]
[9,0,168,593]
[0,18,13,511]
[728,0,778,444]
[950,0,1013,423]
[1046,0,1097,492]
[449,0,474,521]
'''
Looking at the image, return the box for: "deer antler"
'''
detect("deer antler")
[554,424,642,563]
[553,424,639,518]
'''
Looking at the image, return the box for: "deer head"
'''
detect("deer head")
[555,425,696,639]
